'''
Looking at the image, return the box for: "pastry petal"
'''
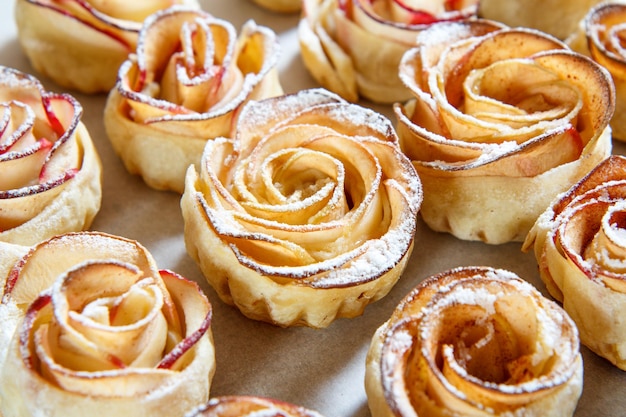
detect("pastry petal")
[365,266,583,417]
[523,155,626,370]
[181,88,422,328]
[0,66,102,246]
[0,232,215,416]
[298,0,478,103]
[185,396,324,417]
[396,20,614,243]
[104,6,283,193]
[14,0,199,93]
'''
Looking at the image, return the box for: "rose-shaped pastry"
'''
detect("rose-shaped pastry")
[567,2,626,141]
[0,66,102,246]
[181,88,423,328]
[298,0,479,103]
[0,232,215,417]
[15,0,200,94]
[395,20,614,244]
[523,155,626,370]
[251,0,301,13]
[478,0,603,40]
[104,6,283,193]
[185,396,324,417]
[365,266,583,417]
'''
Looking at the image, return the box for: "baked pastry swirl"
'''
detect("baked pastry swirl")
[104,6,283,193]
[181,88,422,328]
[523,155,626,370]
[0,231,215,417]
[185,396,324,417]
[395,20,614,244]
[365,266,584,417]
[14,0,199,94]
[478,0,603,40]
[250,0,301,13]
[567,2,626,141]
[0,66,102,246]
[298,0,479,103]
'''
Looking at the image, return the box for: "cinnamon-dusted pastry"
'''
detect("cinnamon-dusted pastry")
[14,0,200,94]
[365,266,584,417]
[523,155,626,370]
[567,2,626,141]
[0,66,102,246]
[251,0,301,13]
[181,88,422,328]
[185,396,324,417]
[478,0,603,40]
[104,6,283,193]
[395,20,614,244]
[298,0,479,103]
[0,231,215,417]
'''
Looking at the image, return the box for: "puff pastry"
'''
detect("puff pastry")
[181,88,422,328]
[523,155,626,370]
[567,2,626,141]
[14,0,200,94]
[298,0,478,103]
[478,0,603,40]
[395,20,614,244]
[185,396,324,417]
[104,6,283,193]
[251,0,301,13]
[0,66,102,246]
[0,231,215,417]
[365,266,583,417]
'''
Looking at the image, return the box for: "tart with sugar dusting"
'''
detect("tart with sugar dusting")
[185,396,324,417]
[250,0,301,13]
[395,19,614,244]
[14,0,200,94]
[523,155,626,370]
[478,0,603,40]
[181,88,423,328]
[0,66,102,246]
[567,1,626,142]
[104,6,283,193]
[0,231,215,417]
[365,266,583,417]
[298,0,479,103]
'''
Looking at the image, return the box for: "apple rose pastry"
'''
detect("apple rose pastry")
[298,0,479,103]
[15,0,200,94]
[104,6,283,193]
[0,66,102,246]
[395,20,614,244]
[478,0,603,40]
[365,266,584,417]
[0,231,215,417]
[251,0,301,13]
[185,396,324,417]
[181,88,423,328]
[523,155,626,370]
[567,2,626,142]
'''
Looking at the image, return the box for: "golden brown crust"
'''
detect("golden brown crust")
[365,266,583,417]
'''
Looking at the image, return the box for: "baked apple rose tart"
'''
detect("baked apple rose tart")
[0,66,102,246]
[15,0,200,94]
[298,0,479,103]
[567,2,626,141]
[0,232,215,417]
[181,88,423,328]
[395,20,615,244]
[185,396,324,417]
[523,155,626,370]
[104,6,283,193]
[365,266,584,417]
